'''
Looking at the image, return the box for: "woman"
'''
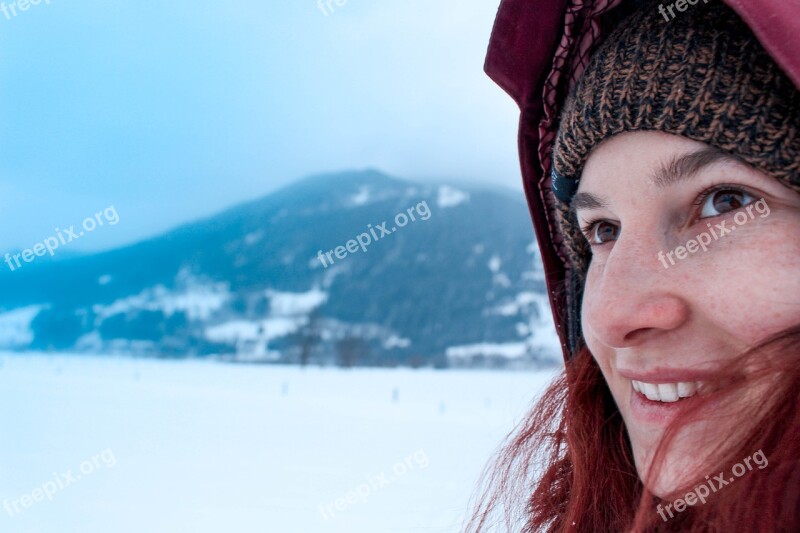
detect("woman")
[469,0,800,531]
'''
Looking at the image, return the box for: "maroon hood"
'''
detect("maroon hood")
[484,0,800,362]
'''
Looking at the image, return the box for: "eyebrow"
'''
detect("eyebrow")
[650,147,742,189]
[570,191,607,213]
[570,148,744,214]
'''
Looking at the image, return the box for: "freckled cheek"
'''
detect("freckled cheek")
[581,320,619,395]
[580,278,617,381]
[580,275,603,353]
[699,231,800,343]
[581,266,608,331]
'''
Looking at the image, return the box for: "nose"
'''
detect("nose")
[582,234,690,349]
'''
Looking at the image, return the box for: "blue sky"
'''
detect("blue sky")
[0,0,519,252]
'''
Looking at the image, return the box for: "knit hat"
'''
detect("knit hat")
[550,0,800,356]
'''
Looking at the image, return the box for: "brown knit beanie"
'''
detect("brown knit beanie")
[550,0,800,356]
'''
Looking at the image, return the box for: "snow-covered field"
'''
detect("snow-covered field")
[0,353,558,533]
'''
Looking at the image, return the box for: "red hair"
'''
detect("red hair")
[466,325,800,532]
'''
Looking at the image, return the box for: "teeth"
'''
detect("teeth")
[677,382,697,398]
[657,383,679,402]
[640,382,660,401]
[631,380,703,402]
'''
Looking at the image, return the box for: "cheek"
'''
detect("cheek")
[580,270,614,370]
[696,221,800,344]
[580,271,599,349]
[578,212,800,361]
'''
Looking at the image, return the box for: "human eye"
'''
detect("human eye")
[580,219,620,246]
[694,184,757,219]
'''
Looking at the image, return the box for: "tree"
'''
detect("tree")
[335,335,369,368]
[294,310,322,367]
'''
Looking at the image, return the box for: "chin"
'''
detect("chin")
[631,435,712,498]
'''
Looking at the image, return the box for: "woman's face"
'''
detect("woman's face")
[575,131,800,496]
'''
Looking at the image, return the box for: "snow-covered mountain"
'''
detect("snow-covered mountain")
[0,170,561,368]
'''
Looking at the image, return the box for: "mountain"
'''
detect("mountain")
[0,170,561,368]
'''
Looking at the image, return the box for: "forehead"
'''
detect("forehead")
[571,132,765,218]
[573,132,745,210]
[579,131,708,186]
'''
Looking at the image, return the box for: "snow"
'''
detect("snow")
[446,341,530,360]
[436,186,469,208]
[203,289,329,358]
[382,335,411,349]
[204,316,306,358]
[243,230,264,245]
[93,283,230,322]
[266,288,327,316]
[527,319,564,358]
[492,273,511,288]
[452,291,561,365]
[0,306,42,348]
[487,255,511,287]
[350,186,371,206]
[160,285,230,320]
[0,353,558,533]
[490,291,543,317]
[204,318,292,343]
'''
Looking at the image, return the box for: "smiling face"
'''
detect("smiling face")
[574,131,800,496]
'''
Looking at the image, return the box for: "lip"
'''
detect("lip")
[629,387,708,425]
[617,367,719,384]
[619,367,724,425]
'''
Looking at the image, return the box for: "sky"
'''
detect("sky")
[0,0,521,252]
